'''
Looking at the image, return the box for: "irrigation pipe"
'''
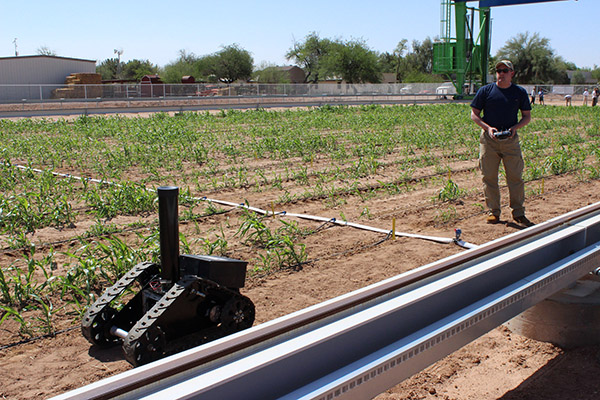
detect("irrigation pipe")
[0,326,79,351]
[4,162,114,186]
[198,196,476,249]
[3,162,478,249]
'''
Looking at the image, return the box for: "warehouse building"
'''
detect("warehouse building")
[0,55,96,101]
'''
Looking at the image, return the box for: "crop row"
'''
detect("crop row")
[1,104,598,240]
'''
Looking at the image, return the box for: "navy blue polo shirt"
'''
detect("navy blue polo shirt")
[470,83,531,131]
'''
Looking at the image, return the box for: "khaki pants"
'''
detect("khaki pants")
[479,131,525,218]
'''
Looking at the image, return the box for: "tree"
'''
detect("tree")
[211,44,253,83]
[495,32,568,84]
[572,70,586,85]
[161,46,252,83]
[378,39,408,81]
[97,58,158,81]
[377,38,442,83]
[403,38,434,75]
[253,62,291,83]
[592,66,600,82]
[161,50,219,83]
[393,40,409,81]
[122,59,158,81]
[286,32,332,83]
[381,38,441,83]
[378,52,396,74]
[161,50,201,83]
[36,46,56,56]
[325,39,382,83]
[96,58,122,80]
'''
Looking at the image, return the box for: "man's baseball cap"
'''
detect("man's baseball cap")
[495,60,514,70]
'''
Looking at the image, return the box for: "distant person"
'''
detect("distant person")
[564,94,572,106]
[470,60,533,227]
[530,87,536,104]
[538,89,545,105]
[583,89,589,106]
[593,88,599,107]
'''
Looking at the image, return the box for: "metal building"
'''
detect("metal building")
[0,55,96,101]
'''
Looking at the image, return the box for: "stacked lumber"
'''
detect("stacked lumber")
[52,73,102,99]
[64,73,102,85]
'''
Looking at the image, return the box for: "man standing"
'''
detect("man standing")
[470,60,533,227]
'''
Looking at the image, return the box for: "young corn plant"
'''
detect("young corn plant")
[79,218,121,239]
[94,236,149,279]
[200,226,229,256]
[0,247,56,310]
[435,206,458,224]
[0,248,57,333]
[237,209,274,248]
[84,181,157,219]
[0,305,28,335]
[31,294,58,335]
[544,147,584,176]
[257,237,307,273]
[61,251,105,303]
[5,231,33,250]
[434,178,466,203]
[237,210,308,273]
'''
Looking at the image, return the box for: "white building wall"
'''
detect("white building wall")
[0,55,96,101]
[0,55,96,84]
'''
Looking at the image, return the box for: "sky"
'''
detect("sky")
[1,0,598,70]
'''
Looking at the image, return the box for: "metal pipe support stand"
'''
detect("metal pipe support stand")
[505,274,600,348]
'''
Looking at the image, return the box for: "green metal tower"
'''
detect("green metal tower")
[433,0,568,99]
[433,1,491,99]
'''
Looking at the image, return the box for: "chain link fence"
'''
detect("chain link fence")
[1,82,596,105]
[0,83,456,103]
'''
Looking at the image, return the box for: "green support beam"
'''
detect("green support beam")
[432,1,491,98]
[433,0,568,98]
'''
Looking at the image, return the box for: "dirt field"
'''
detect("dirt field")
[1,101,599,399]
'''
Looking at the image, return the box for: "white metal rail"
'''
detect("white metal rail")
[51,203,600,400]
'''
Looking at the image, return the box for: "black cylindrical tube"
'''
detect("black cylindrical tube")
[158,186,179,283]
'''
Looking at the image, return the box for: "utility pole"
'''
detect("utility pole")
[13,38,18,56]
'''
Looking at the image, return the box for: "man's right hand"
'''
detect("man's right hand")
[487,127,498,140]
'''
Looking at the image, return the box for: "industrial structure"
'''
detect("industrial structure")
[433,0,570,98]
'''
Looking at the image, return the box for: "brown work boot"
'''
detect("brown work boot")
[514,215,534,227]
[486,214,500,224]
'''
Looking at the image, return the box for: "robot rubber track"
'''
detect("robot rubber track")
[81,261,160,347]
[123,275,254,366]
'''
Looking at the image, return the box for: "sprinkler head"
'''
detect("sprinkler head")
[454,228,462,241]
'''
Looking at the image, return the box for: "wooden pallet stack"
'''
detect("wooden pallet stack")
[52,73,103,99]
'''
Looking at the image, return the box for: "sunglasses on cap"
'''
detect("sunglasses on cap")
[496,68,511,73]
